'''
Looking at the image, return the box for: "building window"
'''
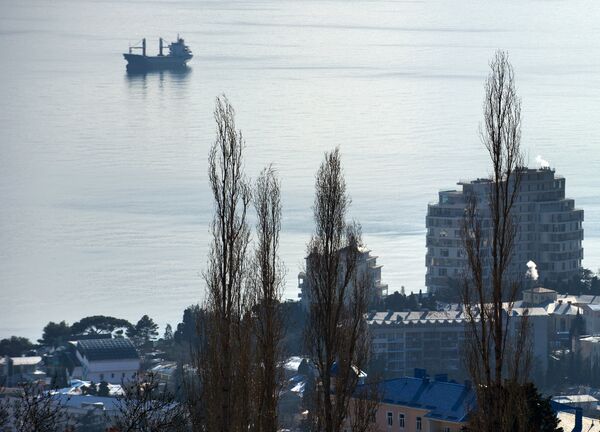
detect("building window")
[439,268,447,276]
[387,412,393,426]
[440,249,449,257]
[399,413,405,428]
[111,373,115,379]
[416,417,422,430]
[100,373,104,381]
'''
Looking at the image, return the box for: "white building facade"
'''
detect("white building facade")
[74,338,140,384]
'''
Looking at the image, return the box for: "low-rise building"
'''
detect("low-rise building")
[583,304,600,335]
[0,356,45,386]
[347,370,475,432]
[73,338,140,383]
[523,287,558,305]
[576,335,600,367]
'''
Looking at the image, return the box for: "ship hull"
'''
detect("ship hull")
[123,53,191,71]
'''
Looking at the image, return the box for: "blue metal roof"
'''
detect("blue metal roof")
[358,376,475,423]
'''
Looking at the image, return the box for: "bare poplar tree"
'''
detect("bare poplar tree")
[304,148,373,432]
[200,95,252,432]
[248,166,285,432]
[0,381,10,431]
[461,50,532,431]
[345,383,380,432]
[111,374,189,432]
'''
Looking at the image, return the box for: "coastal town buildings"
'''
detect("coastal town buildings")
[0,356,45,386]
[576,335,600,367]
[368,310,467,378]
[367,288,600,380]
[298,246,388,306]
[583,304,600,335]
[426,167,584,293]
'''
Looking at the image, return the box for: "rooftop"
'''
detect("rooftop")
[547,302,583,316]
[556,411,600,432]
[359,375,475,423]
[552,394,599,404]
[524,287,556,294]
[0,356,42,367]
[77,338,139,361]
[367,310,468,326]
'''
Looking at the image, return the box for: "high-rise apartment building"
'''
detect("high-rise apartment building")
[298,247,388,307]
[426,167,583,293]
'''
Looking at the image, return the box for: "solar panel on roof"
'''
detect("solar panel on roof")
[78,338,139,361]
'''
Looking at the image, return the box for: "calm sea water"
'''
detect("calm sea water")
[1,0,599,340]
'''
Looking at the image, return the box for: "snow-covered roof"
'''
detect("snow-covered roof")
[283,356,304,372]
[150,362,177,375]
[557,411,600,432]
[0,356,43,367]
[60,379,124,397]
[552,394,598,404]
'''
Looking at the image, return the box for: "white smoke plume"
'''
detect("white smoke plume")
[526,260,539,281]
[535,155,550,168]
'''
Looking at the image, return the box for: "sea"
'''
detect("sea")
[1,0,600,340]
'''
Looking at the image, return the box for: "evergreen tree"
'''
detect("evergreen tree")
[71,315,132,336]
[0,336,35,357]
[129,315,159,344]
[164,323,174,341]
[38,321,72,347]
[98,381,110,397]
[522,383,563,432]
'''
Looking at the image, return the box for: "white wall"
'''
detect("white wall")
[77,355,140,383]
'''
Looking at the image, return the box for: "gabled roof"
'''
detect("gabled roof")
[77,338,139,361]
[549,302,582,316]
[524,287,556,294]
[357,377,475,423]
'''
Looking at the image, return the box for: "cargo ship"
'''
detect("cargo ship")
[123,36,192,71]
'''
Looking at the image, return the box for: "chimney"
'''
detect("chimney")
[573,407,582,432]
[414,368,427,379]
[434,373,448,382]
